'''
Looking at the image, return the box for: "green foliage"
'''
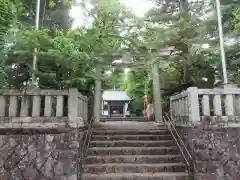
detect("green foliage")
[4,28,94,91]
[0,0,17,87]
[0,1,16,40]
[123,69,150,114]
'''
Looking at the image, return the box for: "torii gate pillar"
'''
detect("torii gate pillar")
[152,62,163,123]
[93,68,102,123]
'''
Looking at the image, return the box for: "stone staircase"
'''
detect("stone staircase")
[83,124,189,180]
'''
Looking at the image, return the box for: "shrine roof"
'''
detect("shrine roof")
[102,90,131,101]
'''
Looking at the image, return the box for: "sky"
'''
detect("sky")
[119,0,155,17]
[70,0,155,28]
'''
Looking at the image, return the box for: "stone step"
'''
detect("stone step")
[84,163,186,174]
[94,127,163,130]
[90,140,175,147]
[93,122,164,130]
[86,155,184,164]
[92,130,170,136]
[100,117,148,122]
[83,172,188,180]
[88,147,179,156]
[91,135,173,141]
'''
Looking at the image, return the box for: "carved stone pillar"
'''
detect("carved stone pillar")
[152,62,162,123]
[93,68,102,123]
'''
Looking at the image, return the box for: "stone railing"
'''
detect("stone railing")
[170,86,240,126]
[0,88,88,179]
[0,88,88,129]
[172,86,240,179]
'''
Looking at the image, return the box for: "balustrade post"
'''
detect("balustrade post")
[0,96,6,117]
[187,87,200,123]
[68,88,79,126]
[224,84,236,117]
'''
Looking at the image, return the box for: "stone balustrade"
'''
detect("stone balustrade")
[0,88,88,179]
[171,86,240,179]
[0,88,88,129]
[170,86,240,126]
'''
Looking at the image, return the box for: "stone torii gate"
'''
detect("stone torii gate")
[93,47,174,123]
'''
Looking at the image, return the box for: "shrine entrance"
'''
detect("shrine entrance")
[109,101,125,117]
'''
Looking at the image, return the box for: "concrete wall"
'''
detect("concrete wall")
[0,128,84,179]
[177,118,240,180]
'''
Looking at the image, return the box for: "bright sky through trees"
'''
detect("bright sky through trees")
[70,0,154,28]
[119,0,155,17]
